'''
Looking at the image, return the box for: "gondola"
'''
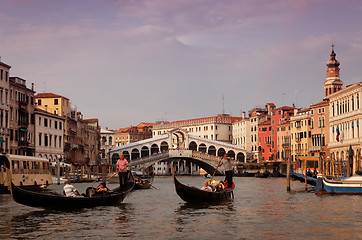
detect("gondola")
[133,179,152,190]
[255,171,270,178]
[10,172,135,209]
[172,173,233,204]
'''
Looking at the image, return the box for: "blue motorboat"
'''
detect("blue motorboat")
[316,174,362,194]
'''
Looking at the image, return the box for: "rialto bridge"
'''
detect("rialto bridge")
[109,128,246,175]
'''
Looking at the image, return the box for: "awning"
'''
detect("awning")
[0,137,5,142]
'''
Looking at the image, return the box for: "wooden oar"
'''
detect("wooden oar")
[105,164,128,182]
[209,156,224,183]
[105,169,120,182]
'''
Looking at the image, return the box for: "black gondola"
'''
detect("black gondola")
[10,172,135,209]
[255,171,270,178]
[133,179,152,190]
[172,173,233,204]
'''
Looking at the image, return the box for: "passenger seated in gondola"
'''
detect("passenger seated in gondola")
[215,181,225,192]
[96,182,109,194]
[63,180,82,197]
[135,177,144,185]
[201,181,212,192]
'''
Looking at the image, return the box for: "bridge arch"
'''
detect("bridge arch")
[160,141,169,152]
[151,144,159,154]
[122,151,130,160]
[189,141,197,151]
[208,145,216,156]
[237,152,245,162]
[227,150,235,160]
[141,146,149,158]
[131,149,140,160]
[111,153,119,165]
[217,148,226,157]
[199,143,207,153]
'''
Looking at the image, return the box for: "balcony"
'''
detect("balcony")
[18,121,29,128]
[310,146,322,152]
[18,140,29,147]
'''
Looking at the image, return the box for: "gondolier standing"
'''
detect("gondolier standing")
[117,153,129,191]
[218,154,233,189]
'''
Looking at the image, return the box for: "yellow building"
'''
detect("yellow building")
[35,93,70,117]
[290,108,312,162]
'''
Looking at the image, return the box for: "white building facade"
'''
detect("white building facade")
[328,82,362,172]
[34,108,65,162]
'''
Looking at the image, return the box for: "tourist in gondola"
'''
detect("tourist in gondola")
[63,180,82,197]
[96,182,109,194]
[201,181,212,191]
[117,153,129,191]
[218,154,233,189]
[215,181,225,192]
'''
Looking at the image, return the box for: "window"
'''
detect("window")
[39,117,41,125]
[44,118,48,127]
[38,99,41,105]
[54,99,58,105]
[55,121,58,129]
[44,135,48,146]
[39,133,42,146]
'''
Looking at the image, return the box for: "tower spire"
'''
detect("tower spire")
[323,45,343,98]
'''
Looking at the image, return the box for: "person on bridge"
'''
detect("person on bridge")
[117,153,129,191]
[218,154,233,189]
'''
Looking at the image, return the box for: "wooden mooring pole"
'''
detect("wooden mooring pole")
[287,157,291,192]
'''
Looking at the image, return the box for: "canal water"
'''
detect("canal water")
[0,176,361,240]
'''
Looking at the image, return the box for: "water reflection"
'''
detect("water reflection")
[1,177,362,239]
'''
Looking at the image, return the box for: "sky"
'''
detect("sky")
[1,0,362,130]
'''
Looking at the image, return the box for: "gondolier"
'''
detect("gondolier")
[117,153,129,191]
[218,154,233,189]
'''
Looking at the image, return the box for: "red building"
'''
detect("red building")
[271,106,295,161]
[258,120,272,161]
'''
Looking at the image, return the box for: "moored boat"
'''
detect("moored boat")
[10,172,135,209]
[255,171,270,178]
[290,171,317,186]
[315,174,362,194]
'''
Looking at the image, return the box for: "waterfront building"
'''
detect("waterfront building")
[82,117,101,165]
[115,122,154,147]
[290,108,312,161]
[0,57,10,152]
[276,116,292,161]
[258,120,272,161]
[9,77,36,156]
[152,115,241,145]
[34,108,65,162]
[35,93,71,159]
[100,128,115,164]
[328,82,362,172]
[272,106,295,161]
[309,100,330,159]
[249,104,274,161]
[35,93,100,164]
[232,112,252,155]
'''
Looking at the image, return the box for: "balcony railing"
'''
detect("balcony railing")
[310,146,322,152]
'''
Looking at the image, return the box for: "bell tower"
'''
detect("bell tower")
[324,45,343,98]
